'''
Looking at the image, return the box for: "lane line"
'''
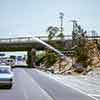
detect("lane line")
[23,69,54,100]
[22,87,29,100]
[88,94,100,97]
[14,69,29,100]
[36,69,99,100]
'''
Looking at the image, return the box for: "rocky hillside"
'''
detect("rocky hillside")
[48,41,100,75]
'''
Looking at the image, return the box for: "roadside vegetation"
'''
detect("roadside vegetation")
[36,23,100,75]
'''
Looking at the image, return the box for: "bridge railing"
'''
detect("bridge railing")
[0,35,99,44]
[0,35,100,43]
[36,35,72,40]
[0,37,34,43]
[0,35,72,43]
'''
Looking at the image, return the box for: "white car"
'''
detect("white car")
[0,65,14,89]
[5,59,15,66]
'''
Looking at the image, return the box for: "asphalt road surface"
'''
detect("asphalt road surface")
[0,68,97,100]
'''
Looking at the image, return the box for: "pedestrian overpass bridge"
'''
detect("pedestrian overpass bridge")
[0,35,72,67]
[0,35,99,51]
[0,35,99,67]
[0,36,72,51]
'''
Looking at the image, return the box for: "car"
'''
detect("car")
[5,59,15,66]
[0,65,14,89]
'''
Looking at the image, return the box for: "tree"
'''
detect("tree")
[73,23,89,68]
[40,25,65,70]
[75,43,89,68]
[47,26,59,40]
[43,50,59,68]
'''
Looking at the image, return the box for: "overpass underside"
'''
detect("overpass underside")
[0,40,70,51]
[0,40,70,67]
[0,38,100,67]
[0,42,45,51]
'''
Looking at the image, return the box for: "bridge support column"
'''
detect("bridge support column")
[27,49,36,68]
[31,48,36,68]
[27,51,32,67]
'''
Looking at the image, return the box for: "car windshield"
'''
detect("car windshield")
[0,68,10,74]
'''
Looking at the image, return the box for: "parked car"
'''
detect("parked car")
[0,65,14,89]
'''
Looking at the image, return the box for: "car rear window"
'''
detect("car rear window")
[0,68,10,74]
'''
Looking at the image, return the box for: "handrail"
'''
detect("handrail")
[0,35,100,44]
[0,35,72,43]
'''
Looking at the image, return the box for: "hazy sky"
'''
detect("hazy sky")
[0,0,99,38]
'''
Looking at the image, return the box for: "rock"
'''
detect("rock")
[72,63,85,73]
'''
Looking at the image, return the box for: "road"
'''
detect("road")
[50,71,100,100]
[0,68,97,100]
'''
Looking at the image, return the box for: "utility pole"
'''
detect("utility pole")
[59,12,64,34]
[58,12,64,72]
[70,19,78,67]
[70,19,78,47]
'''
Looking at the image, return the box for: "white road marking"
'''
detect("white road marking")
[22,87,29,100]
[23,69,54,100]
[88,94,100,97]
[14,69,29,100]
[36,70,99,100]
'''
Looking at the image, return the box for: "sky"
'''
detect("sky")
[0,0,100,38]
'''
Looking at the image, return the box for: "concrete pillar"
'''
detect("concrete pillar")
[31,48,36,68]
[27,51,32,67]
[27,48,36,68]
